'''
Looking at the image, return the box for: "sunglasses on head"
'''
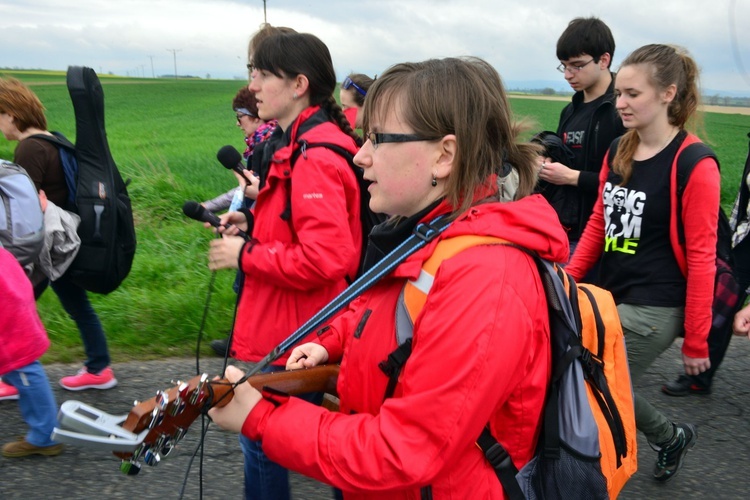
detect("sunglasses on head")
[342,77,367,96]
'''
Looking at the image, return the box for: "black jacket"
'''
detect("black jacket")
[546,74,624,241]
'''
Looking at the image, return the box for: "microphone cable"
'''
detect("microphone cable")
[178,227,247,499]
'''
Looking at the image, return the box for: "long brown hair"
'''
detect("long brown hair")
[612,44,701,184]
[361,57,539,217]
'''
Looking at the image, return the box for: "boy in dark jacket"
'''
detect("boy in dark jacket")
[538,17,625,256]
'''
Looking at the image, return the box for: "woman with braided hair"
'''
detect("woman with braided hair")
[206,31,362,499]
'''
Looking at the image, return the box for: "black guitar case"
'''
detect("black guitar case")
[65,66,136,294]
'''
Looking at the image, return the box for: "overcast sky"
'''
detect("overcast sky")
[2,0,749,94]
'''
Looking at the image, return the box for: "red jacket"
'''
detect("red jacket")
[231,106,362,363]
[242,195,569,498]
[567,133,719,358]
[0,248,49,375]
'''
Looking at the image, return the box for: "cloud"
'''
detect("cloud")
[1,0,748,92]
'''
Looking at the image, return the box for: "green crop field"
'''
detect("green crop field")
[1,70,748,365]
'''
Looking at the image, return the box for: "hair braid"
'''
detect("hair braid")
[323,95,362,146]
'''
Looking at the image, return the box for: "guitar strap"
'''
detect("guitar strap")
[244,215,453,378]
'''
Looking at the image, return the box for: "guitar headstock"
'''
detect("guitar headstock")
[107,364,339,475]
[114,374,234,475]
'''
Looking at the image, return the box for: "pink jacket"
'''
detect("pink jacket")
[0,248,49,375]
[241,195,569,499]
[567,133,719,358]
[231,106,361,364]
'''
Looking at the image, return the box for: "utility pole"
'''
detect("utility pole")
[166,48,181,79]
[148,56,155,78]
[263,0,267,23]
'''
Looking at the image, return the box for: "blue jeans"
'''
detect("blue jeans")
[240,364,324,500]
[3,361,59,447]
[47,274,110,373]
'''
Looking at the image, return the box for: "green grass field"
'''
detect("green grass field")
[1,70,748,364]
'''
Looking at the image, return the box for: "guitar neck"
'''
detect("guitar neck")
[117,364,340,455]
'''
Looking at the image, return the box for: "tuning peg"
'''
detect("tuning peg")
[178,381,189,396]
[160,438,176,457]
[168,397,185,417]
[144,449,161,466]
[120,460,141,476]
[189,374,209,405]
[130,443,146,462]
[148,407,164,429]
[155,390,169,411]
[172,427,187,443]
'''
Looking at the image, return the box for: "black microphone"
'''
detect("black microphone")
[182,200,249,240]
[217,145,254,185]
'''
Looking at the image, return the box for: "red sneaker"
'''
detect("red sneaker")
[0,381,19,401]
[59,367,118,391]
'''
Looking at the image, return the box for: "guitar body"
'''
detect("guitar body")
[114,365,339,472]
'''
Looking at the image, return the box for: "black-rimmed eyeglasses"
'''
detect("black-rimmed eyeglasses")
[365,132,440,150]
[556,58,595,73]
[342,77,367,97]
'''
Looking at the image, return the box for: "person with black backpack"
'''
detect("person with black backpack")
[567,44,718,483]
[0,78,117,391]
[204,31,367,500]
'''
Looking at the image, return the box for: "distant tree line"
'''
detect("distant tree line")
[508,86,749,107]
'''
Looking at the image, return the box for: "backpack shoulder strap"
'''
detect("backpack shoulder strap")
[386,235,512,393]
[675,142,720,246]
[388,235,529,500]
[291,140,354,165]
[27,132,78,207]
[283,140,355,223]
[28,132,74,150]
[399,235,508,336]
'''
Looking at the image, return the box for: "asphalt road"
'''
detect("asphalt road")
[1,336,748,499]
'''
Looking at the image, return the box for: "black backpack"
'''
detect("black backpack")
[33,66,136,294]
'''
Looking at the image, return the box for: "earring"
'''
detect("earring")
[292,92,298,100]
[431,174,438,187]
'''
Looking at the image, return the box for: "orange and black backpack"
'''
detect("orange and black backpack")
[379,235,638,499]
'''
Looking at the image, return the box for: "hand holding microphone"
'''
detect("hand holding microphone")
[183,201,250,271]
[217,145,260,199]
[182,200,249,240]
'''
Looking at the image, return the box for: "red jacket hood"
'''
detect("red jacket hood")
[396,194,570,279]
